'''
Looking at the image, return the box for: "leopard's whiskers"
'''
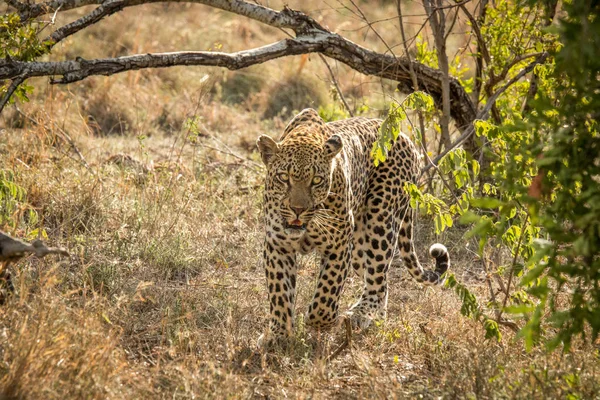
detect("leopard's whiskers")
[314,209,345,223]
[312,214,342,235]
[310,216,337,241]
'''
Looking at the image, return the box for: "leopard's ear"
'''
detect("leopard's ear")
[324,134,343,159]
[257,135,279,165]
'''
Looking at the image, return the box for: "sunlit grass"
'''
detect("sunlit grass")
[1,1,599,398]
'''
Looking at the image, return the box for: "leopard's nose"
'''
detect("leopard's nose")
[290,206,307,217]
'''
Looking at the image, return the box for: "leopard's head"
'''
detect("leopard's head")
[257,115,343,238]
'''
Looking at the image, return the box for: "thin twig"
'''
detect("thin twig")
[397,0,431,185]
[402,102,462,209]
[50,4,62,24]
[318,55,354,117]
[443,7,461,42]
[462,1,489,106]
[397,0,419,92]
[498,216,530,322]
[484,52,545,96]
[343,0,415,97]
[274,26,353,116]
[521,0,558,114]
[347,0,396,57]
[481,255,499,316]
[460,4,491,64]
[433,0,472,10]
[199,144,262,170]
[327,317,352,362]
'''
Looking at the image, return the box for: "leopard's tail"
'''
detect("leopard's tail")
[393,206,450,285]
[394,241,450,286]
[425,243,450,284]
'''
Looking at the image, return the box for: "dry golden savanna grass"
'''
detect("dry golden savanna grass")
[1,1,599,398]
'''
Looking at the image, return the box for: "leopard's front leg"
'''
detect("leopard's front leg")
[264,239,297,336]
[306,232,353,329]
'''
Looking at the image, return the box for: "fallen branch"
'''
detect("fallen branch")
[0,230,69,266]
[0,230,69,302]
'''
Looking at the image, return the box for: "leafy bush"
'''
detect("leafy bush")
[375,2,600,351]
[507,0,600,350]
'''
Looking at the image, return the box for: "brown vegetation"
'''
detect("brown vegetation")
[1,1,598,398]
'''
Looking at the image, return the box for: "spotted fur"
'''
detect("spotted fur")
[257,109,450,336]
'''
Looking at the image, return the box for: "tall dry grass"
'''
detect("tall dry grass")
[1,0,599,398]
[2,96,599,399]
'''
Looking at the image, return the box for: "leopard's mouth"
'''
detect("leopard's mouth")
[284,219,307,231]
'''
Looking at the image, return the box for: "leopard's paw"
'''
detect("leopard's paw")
[345,310,374,330]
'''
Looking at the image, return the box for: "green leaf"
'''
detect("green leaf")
[474,119,496,138]
[404,91,435,113]
[465,216,493,240]
[470,197,506,209]
[471,160,480,178]
[518,303,544,352]
[459,210,481,224]
[520,263,546,286]
[504,304,536,314]
[483,319,502,341]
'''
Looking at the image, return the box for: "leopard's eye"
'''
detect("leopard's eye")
[312,176,324,185]
[277,172,289,182]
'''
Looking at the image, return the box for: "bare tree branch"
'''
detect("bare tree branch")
[423,0,452,151]
[45,0,127,46]
[0,0,118,115]
[1,1,478,129]
[0,40,304,83]
[10,0,319,31]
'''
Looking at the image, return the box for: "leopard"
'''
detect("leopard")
[256,108,450,337]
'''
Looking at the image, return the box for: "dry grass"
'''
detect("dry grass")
[1,1,599,398]
[2,105,599,400]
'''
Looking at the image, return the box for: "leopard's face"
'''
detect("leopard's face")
[267,149,333,236]
[257,133,343,238]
